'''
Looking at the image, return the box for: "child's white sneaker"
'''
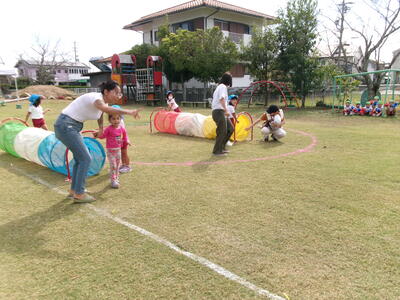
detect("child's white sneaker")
[111,180,120,189]
[119,166,132,173]
[226,141,234,147]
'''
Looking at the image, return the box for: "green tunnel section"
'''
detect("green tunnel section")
[0,122,27,158]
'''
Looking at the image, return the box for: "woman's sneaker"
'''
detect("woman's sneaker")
[119,166,132,173]
[73,194,96,203]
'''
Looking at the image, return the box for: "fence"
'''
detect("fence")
[65,87,100,95]
[67,83,400,106]
[172,87,214,103]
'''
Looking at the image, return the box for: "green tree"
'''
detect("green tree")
[124,44,158,68]
[242,26,279,81]
[276,0,319,107]
[158,29,196,98]
[159,27,238,99]
[193,27,238,86]
[313,62,341,104]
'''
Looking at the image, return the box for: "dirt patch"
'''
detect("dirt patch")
[13,85,77,100]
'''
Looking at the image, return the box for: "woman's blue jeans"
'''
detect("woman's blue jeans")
[54,114,91,195]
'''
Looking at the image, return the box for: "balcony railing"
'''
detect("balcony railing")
[229,32,244,44]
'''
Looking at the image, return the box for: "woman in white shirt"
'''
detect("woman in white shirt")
[54,80,140,203]
[211,72,233,156]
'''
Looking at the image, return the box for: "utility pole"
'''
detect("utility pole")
[335,0,353,73]
[73,41,79,62]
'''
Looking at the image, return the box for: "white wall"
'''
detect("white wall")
[140,6,266,47]
[137,7,269,86]
[232,75,252,88]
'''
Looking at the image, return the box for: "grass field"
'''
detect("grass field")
[0,99,399,299]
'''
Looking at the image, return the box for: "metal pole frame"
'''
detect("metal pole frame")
[333,69,400,113]
[236,80,289,109]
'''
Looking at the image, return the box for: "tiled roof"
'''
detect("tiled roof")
[124,0,275,30]
[16,59,90,68]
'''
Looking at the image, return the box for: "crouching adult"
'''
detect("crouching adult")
[246,105,286,142]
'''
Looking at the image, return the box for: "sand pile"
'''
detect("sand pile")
[14,85,77,99]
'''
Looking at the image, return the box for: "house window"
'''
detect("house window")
[214,20,249,34]
[150,30,153,44]
[172,21,195,32]
[154,31,159,42]
[214,19,229,31]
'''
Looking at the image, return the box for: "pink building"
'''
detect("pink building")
[15,60,90,85]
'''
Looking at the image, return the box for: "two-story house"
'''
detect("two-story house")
[123,0,275,87]
[319,44,384,75]
[15,59,91,86]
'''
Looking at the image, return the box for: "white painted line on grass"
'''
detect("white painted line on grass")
[5,163,285,300]
[89,205,285,300]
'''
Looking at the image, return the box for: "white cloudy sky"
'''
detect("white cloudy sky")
[1,0,399,70]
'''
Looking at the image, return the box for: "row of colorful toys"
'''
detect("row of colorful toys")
[343,96,398,117]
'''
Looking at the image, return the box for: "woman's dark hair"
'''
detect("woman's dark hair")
[99,80,119,94]
[219,72,232,87]
[267,105,279,114]
[33,97,41,107]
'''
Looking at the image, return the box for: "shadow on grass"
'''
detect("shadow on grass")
[191,154,228,172]
[0,199,79,259]
[0,154,81,258]
[149,131,211,144]
[259,139,285,148]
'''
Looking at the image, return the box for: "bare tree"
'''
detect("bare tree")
[324,0,400,96]
[345,0,400,96]
[24,37,70,84]
[319,0,354,72]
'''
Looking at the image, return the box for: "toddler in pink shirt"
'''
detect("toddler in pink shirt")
[98,114,128,188]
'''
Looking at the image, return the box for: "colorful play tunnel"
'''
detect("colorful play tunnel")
[153,111,251,141]
[0,120,105,176]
